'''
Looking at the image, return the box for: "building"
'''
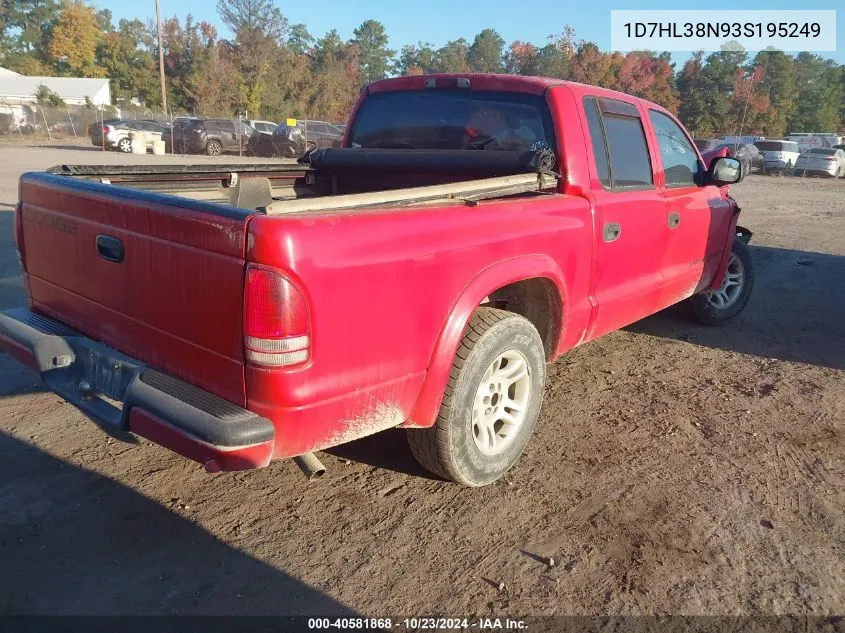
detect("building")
[0,73,110,106]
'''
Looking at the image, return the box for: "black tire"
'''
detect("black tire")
[687,236,754,326]
[206,139,222,156]
[407,307,546,486]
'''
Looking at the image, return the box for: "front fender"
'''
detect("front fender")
[405,254,567,428]
[707,203,749,292]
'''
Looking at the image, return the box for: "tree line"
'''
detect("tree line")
[1,0,843,137]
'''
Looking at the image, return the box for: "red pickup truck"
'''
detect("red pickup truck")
[2,74,752,487]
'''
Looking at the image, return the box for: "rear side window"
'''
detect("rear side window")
[648,110,701,187]
[583,98,610,187]
[582,96,652,190]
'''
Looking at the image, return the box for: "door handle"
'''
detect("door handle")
[668,212,681,229]
[96,234,124,263]
[603,222,622,242]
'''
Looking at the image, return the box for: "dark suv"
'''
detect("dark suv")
[166,118,253,155]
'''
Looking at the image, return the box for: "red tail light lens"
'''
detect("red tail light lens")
[102,125,111,134]
[244,265,310,367]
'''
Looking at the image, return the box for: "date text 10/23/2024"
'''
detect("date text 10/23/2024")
[307,618,528,630]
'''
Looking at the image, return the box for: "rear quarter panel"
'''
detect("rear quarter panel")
[246,194,593,457]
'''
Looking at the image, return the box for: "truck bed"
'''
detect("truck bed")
[45,149,559,212]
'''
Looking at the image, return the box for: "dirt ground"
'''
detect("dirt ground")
[0,145,843,619]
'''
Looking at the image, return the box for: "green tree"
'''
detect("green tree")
[351,19,394,83]
[790,53,842,132]
[436,38,470,73]
[700,48,747,134]
[0,0,60,59]
[216,0,287,42]
[677,52,711,136]
[96,29,159,106]
[35,84,65,106]
[287,23,313,56]
[95,8,112,33]
[752,50,797,137]
[395,42,437,75]
[468,28,504,73]
[309,30,361,121]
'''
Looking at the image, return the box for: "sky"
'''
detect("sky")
[93,0,843,66]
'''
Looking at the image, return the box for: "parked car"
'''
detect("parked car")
[245,120,278,135]
[267,119,344,157]
[711,142,761,176]
[166,118,253,155]
[87,118,123,138]
[3,74,750,487]
[90,120,169,152]
[794,148,845,178]
[754,140,801,172]
[694,138,720,152]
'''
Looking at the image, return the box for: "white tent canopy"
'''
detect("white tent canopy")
[0,75,110,106]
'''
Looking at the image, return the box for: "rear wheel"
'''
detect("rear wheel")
[206,139,222,156]
[117,138,132,153]
[407,307,546,486]
[687,236,754,326]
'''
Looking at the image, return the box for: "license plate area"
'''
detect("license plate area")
[77,345,143,403]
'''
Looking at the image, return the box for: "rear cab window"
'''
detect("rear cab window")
[582,96,653,191]
[348,90,556,154]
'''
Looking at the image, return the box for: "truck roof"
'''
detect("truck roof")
[365,73,672,116]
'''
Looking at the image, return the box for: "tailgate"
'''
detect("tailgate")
[18,172,251,405]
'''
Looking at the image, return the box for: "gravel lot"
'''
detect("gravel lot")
[0,145,843,619]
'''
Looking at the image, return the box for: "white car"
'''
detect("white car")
[754,140,801,172]
[91,120,169,153]
[245,120,278,135]
[794,148,845,178]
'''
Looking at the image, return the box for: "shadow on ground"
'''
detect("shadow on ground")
[0,432,357,616]
[325,429,441,481]
[628,246,845,370]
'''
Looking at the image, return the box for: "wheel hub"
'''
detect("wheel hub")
[471,350,531,456]
[706,252,745,310]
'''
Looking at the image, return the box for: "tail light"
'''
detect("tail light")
[244,264,310,367]
[102,125,111,134]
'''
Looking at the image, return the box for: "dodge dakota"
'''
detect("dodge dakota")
[1,74,752,486]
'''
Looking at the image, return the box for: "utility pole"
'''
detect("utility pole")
[155,0,167,113]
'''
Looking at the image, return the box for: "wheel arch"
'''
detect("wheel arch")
[405,254,567,428]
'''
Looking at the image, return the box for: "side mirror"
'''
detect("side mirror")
[709,156,742,185]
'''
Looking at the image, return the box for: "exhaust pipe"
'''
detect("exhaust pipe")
[293,452,326,481]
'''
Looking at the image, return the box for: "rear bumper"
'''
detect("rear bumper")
[0,308,274,471]
[795,166,838,176]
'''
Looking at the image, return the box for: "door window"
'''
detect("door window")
[648,110,701,187]
[583,98,611,187]
[602,114,653,189]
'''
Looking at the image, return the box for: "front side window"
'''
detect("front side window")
[649,110,701,187]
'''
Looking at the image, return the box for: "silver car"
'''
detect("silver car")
[794,148,845,178]
[90,120,170,153]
